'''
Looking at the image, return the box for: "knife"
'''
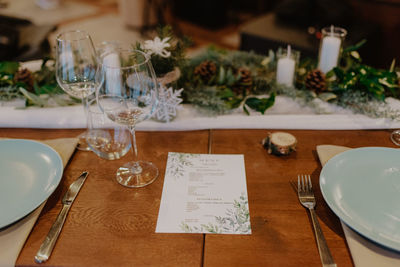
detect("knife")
[34,171,89,263]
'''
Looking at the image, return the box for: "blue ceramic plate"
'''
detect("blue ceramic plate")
[0,139,63,228]
[320,147,400,252]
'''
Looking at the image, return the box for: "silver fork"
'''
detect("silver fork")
[297,175,337,267]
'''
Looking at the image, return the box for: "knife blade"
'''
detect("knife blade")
[34,171,89,264]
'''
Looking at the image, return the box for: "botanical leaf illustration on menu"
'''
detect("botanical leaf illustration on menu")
[180,194,251,234]
[166,152,200,179]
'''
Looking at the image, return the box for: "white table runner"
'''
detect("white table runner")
[1,97,400,130]
[3,60,398,130]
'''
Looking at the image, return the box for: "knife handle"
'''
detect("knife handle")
[34,204,71,263]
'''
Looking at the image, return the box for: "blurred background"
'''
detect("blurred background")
[0,0,398,68]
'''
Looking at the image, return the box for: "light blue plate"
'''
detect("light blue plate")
[0,139,63,228]
[320,147,400,252]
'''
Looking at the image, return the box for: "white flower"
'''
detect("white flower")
[143,36,171,58]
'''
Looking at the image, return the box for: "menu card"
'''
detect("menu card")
[156,153,251,234]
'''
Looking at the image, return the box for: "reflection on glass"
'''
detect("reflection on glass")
[96,49,159,187]
[55,30,99,150]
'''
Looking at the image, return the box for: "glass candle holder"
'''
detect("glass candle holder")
[318,26,347,73]
[96,41,134,57]
[86,99,131,160]
[276,45,300,86]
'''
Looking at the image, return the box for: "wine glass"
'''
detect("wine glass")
[96,48,159,187]
[86,98,131,160]
[55,30,98,150]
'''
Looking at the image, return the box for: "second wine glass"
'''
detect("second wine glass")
[96,48,159,187]
[56,30,99,150]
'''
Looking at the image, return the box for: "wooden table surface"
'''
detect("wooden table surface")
[1,128,395,267]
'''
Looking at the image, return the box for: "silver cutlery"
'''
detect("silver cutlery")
[297,174,336,267]
[35,171,89,263]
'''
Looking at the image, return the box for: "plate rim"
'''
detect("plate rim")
[0,139,63,229]
[320,146,400,252]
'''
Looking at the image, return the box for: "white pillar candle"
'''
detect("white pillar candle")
[276,46,296,86]
[103,52,120,68]
[103,52,122,95]
[59,50,74,81]
[318,30,341,73]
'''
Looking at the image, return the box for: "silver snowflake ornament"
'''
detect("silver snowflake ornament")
[154,85,183,123]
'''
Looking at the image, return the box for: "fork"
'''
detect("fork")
[297,175,337,267]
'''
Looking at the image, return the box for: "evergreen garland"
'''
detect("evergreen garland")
[0,59,78,107]
[178,40,400,118]
[178,47,277,114]
[0,29,399,121]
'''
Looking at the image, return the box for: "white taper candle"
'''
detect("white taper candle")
[276,45,296,86]
[318,26,342,73]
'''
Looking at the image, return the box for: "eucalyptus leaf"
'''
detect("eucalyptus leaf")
[318,92,337,101]
[268,49,275,63]
[309,91,318,98]
[261,57,271,66]
[379,78,398,88]
[350,51,360,59]
[226,68,236,86]
[359,67,367,76]
[19,88,47,107]
[218,87,234,99]
[390,59,396,72]
[52,94,80,106]
[297,67,306,76]
[244,93,275,114]
[343,39,366,53]
[243,104,250,115]
[218,66,225,85]
[225,97,243,109]
[0,61,19,75]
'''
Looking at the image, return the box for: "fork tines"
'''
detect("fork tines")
[298,174,312,192]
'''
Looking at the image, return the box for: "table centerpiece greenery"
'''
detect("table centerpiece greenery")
[178,40,400,119]
[0,26,399,120]
[0,58,79,107]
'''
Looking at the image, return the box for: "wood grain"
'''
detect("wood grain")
[204,129,395,267]
[3,129,208,267]
[1,128,395,266]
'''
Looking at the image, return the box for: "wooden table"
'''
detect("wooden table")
[1,128,395,266]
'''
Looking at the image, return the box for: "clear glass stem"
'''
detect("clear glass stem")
[128,125,142,174]
[83,96,91,129]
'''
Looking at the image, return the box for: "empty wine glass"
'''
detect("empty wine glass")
[86,98,131,160]
[55,30,99,150]
[96,48,159,187]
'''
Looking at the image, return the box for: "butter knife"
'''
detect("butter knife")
[35,171,89,263]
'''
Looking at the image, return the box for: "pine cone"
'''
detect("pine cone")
[305,69,326,93]
[194,60,217,82]
[14,68,34,92]
[232,67,253,95]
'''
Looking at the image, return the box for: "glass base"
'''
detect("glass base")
[116,161,158,188]
[77,131,92,151]
[86,129,131,160]
[391,130,400,146]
